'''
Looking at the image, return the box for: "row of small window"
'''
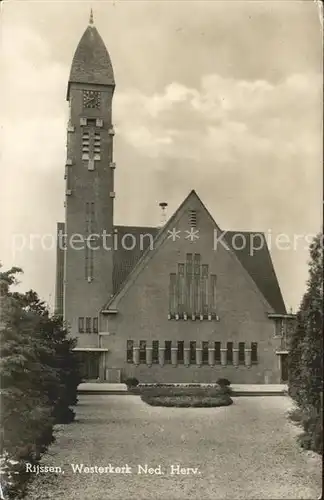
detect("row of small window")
[78,317,98,333]
[126,341,258,364]
[167,312,218,320]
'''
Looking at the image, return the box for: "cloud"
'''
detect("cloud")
[115,72,322,171]
[0,22,67,302]
[119,125,173,158]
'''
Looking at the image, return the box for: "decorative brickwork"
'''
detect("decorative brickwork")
[168,254,219,318]
[124,340,259,368]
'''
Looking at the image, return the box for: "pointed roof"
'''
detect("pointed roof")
[67,13,114,99]
[105,190,286,314]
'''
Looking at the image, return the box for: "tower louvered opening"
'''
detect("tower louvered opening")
[189,210,197,227]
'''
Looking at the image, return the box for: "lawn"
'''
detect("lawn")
[24,395,322,500]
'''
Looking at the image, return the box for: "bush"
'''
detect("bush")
[140,386,225,397]
[125,377,139,388]
[288,233,323,455]
[0,267,82,498]
[138,383,219,388]
[221,386,233,395]
[299,408,323,454]
[216,378,231,387]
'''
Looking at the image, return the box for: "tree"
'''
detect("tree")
[288,233,323,453]
[0,265,82,497]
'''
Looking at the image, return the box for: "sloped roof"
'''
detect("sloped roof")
[224,231,286,314]
[67,24,114,98]
[113,226,158,294]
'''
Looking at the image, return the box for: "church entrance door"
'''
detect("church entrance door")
[76,351,100,380]
[280,354,289,383]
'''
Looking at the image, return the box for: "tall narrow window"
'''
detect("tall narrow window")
[84,202,95,279]
[193,254,201,314]
[238,342,245,365]
[85,317,91,333]
[93,317,98,333]
[89,203,95,278]
[85,245,89,279]
[178,264,185,314]
[152,341,159,363]
[169,273,177,315]
[194,254,201,274]
[85,202,95,280]
[165,341,172,363]
[210,274,217,313]
[78,317,84,333]
[201,264,209,316]
[85,202,90,232]
[177,341,184,364]
[214,342,221,363]
[85,203,90,278]
[89,250,94,278]
[127,340,134,363]
[202,341,209,364]
[90,202,95,232]
[190,341,196,364]
[65,165,71,192]
[186,254,193,313]
[227,342,233,365]
[186,253,193,274]
[139,340,146,363]
[275,319,283,337]
[251,342,258,364]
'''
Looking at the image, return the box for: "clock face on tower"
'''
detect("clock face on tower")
[83,90,101,109]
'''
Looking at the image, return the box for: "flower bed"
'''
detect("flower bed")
[144,386,229,396]
[138,383,219,387]
[141,393,233,408]
[128,383,232,397]
[137,384,233,407]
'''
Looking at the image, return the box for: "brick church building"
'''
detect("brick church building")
[55,14,295,384]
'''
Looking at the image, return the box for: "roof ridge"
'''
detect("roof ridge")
[105,191,277,313]
[105,191,197,308]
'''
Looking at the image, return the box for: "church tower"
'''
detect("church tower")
[63,12,115,339]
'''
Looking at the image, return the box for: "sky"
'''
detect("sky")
[0,0,322,312]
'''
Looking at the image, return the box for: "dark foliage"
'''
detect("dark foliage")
[141,394,233,408]
[125,377,139,388]
[0,266,82,497]
[288,233,323,454]
[137,385,230,398]
[216,378,231,387]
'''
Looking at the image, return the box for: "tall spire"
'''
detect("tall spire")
[67,11,115,99]
[89,8,94,25]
